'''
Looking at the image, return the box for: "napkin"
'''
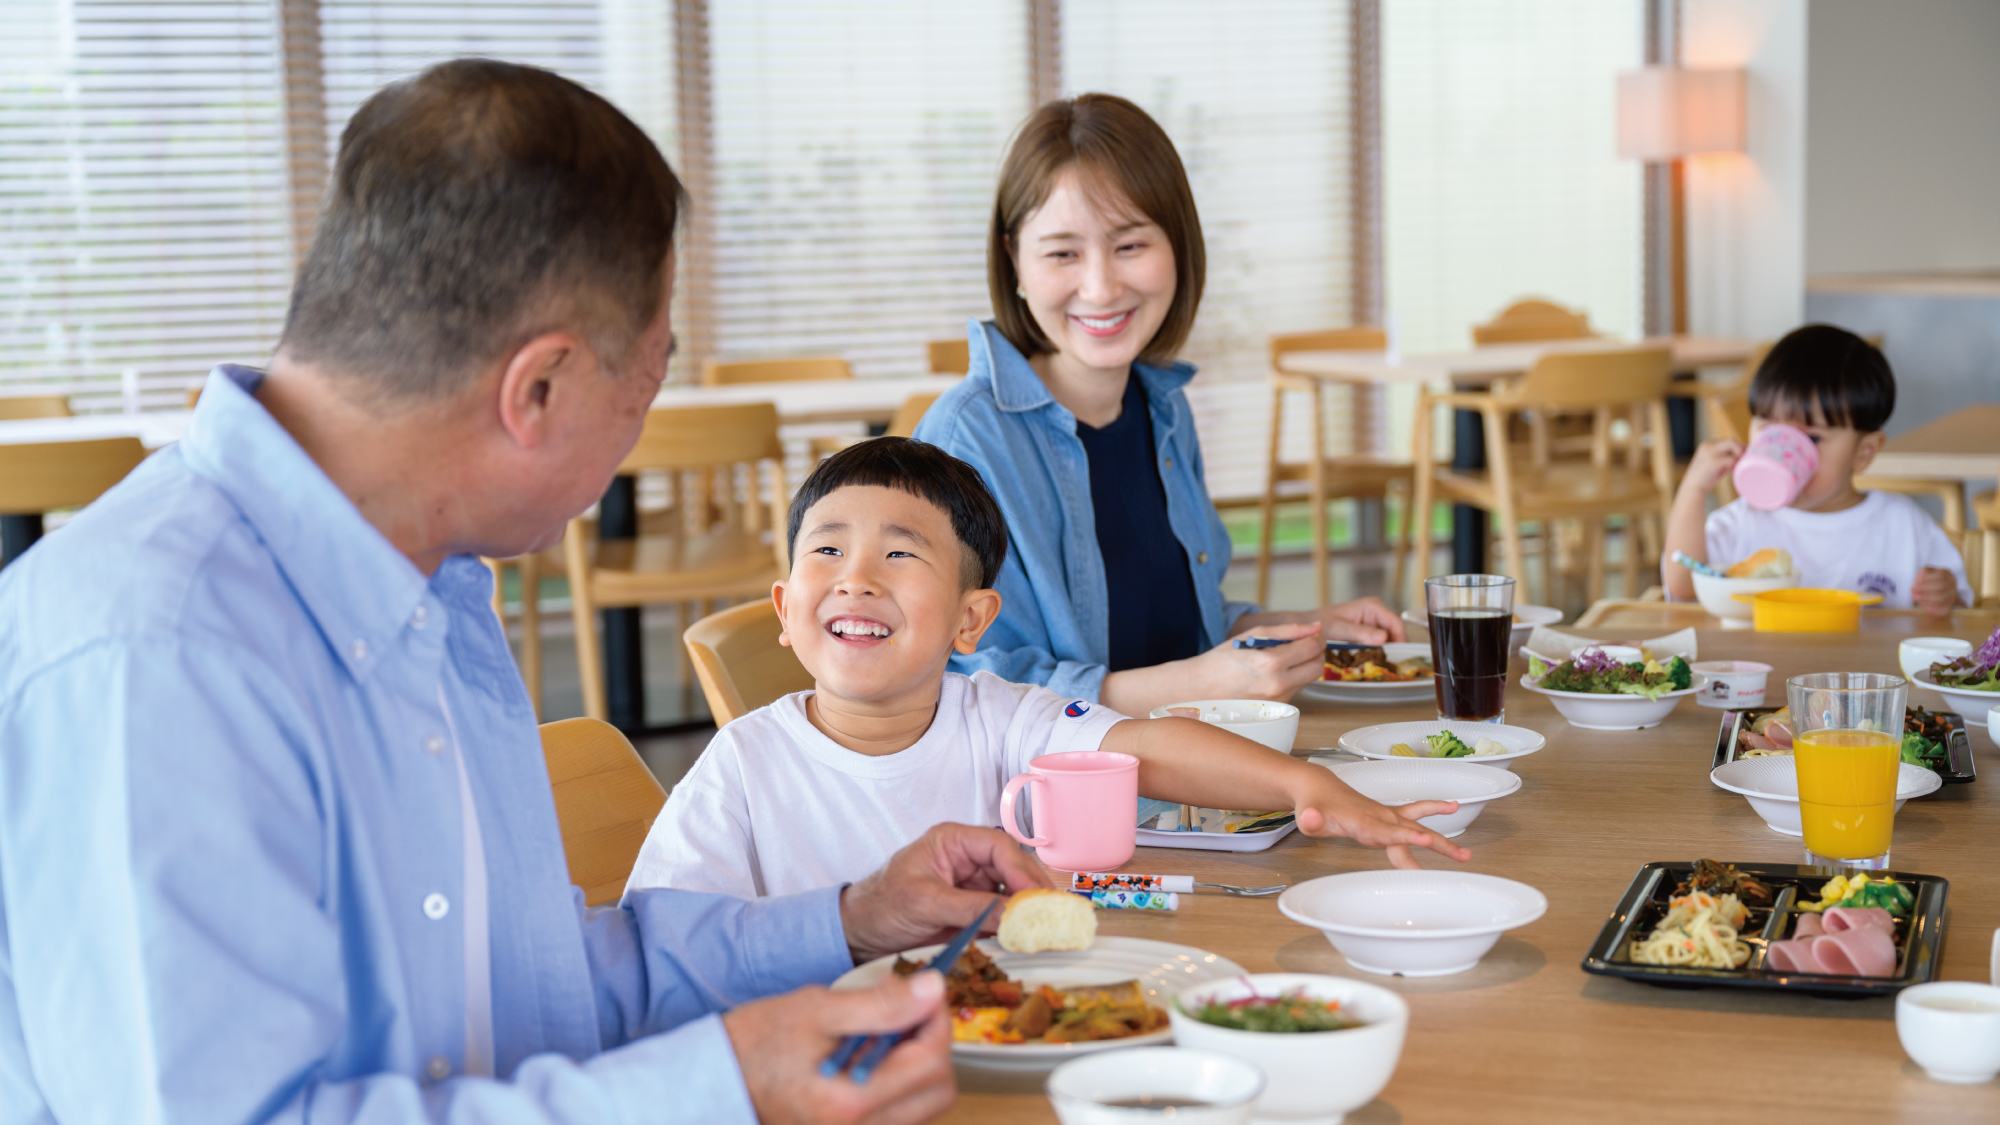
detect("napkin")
[1524,625,1698,665]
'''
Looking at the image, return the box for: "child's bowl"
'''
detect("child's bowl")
[1734,588,1883,632]
[1692,570,1799,625]
[1691,660,1772,709]
[1151,700,1300,753]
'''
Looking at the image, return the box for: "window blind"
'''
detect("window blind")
[1062,0,1357,503]
[0,1,294,409]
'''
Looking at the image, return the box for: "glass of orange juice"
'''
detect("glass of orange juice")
[1788,673,1908,869]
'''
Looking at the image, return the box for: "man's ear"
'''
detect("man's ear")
[495,331,587,449]
[952,588,1004,655]
[771,580,792,648]
[1851,430,1888,476]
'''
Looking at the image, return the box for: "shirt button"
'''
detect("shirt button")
[423,893,450,920]
[1197,552,1209,564]
[350,638,368,661]
[424,734,445,755]
[426,1055,451,1081]
[411,605,429,628]
[1164,457,1174,469]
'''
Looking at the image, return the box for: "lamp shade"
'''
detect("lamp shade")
[1616,66,1745,160]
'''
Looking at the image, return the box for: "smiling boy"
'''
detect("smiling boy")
[625,438,1467,900]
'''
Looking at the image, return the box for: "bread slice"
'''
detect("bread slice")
[996,888,1097,953]
[1725,547,1792,579]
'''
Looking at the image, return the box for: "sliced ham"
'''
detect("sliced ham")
[1792,913,1825,938]
[1765,721,1793,748]
[1822,906,1895,935]
[1766,918,1898,977]
[1742,732,1780,753]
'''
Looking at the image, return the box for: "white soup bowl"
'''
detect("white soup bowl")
[1708,755,1941,836]
[1278,870,1547,977]
[1316,759,1519,838]
[1046,1047,1264,1125]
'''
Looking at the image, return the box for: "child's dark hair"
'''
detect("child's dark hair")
[1748,324,1895,433]
[786,437,1008,589]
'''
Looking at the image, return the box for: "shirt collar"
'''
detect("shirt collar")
[178,365,430,680]
[970,318,1198,414]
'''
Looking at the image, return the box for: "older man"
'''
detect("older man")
[0,60,1043,1123]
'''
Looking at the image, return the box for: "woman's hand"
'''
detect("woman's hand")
[1103,621,1326,714]
[1313,596,1405,645]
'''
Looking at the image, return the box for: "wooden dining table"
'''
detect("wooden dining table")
[1868,403,2000,486]
[944,611,2000,1123]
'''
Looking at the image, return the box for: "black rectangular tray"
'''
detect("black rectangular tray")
[1581,861,1948,997]
[1712,706,1975,783]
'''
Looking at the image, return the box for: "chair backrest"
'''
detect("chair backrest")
[0,395,70,421]
[701,356,852,386]
[927,338,970,375]
[620,402,785,474]
[886,392,940,437]
[0,438,149,515]
[1497,347,1673,411]
[1269,327,1387,367]
[539,718,669,906]
[1472,299,1595,346]
[1946,527,1999,608]
[684,598,815,726]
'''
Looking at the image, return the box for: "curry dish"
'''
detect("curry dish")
[892,945,1168,1045]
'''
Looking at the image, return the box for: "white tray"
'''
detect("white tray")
[1135,822,1298,852]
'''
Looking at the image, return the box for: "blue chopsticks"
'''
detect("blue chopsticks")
[820,898,998,1084]
[1234,637,1377,651]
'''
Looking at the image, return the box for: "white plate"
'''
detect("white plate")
[1709,755,1944,836]
[1136,822,1298,852]
[1519,672,1705,730]
[1909,670,2000,719]
[1334,719,1546,770]
[833,936,1247,1071]
[1297,642,1436,704]
[1402,604,1563,651]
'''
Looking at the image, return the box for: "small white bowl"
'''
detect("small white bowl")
[1708,755,1942,836]
[1278,870,1548,977]
[1171,974,1407,1124]
[1334,719,1546,771]
[1691,570,1800,625]
[1909,671,2000,721]
[1046,1047,1265,1124]
[1896,982,2000,1084]
[1151,699,1300,754]
[1988,703,1999,749]
[1317,759,1520,838]
[1519,672,1705,730]
[1403,603,1562,651]
[1691,660,1772,709]
[1901,636,1973,682]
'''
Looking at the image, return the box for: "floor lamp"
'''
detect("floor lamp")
[1616,66,1746,334]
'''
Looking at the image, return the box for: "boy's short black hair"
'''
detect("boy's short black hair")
[786,438,1008,589]
[1749,324,1895,433]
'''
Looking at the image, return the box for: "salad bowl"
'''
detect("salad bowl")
[1910,670,2000,719]
[1521,651,1704,731]
[1170,973,1407,1124]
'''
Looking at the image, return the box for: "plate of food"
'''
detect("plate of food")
[1520,650,1702,730]
[1711,704,1975,783]
[1580,858,1948,997]
[1297,642,1436,703]
[833,890,1247,1070]
[1332,719,1546,770]
[1910,627,2000,716]
[1402,604,1562,650]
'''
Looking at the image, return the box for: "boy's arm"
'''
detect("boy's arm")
[1664,438,1744,599]
[1098,718,1472,868]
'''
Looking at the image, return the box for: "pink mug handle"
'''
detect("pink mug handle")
[1000,773,1050,848]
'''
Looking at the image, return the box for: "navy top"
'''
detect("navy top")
[1075,374,1204,672]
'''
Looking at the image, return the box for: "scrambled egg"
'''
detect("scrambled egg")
[950,1007,1022,1044]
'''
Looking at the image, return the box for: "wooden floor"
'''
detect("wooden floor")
[944,615,2000,1123]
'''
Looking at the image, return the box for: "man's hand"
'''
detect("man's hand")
[840,824,1053,963]
[1914,567,1960,616]
[1314,596,1405,645]
[723,971,954,1125]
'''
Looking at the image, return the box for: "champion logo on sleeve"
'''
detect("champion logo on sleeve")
[1064,701,1090,718]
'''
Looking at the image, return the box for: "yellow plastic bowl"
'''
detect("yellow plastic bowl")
[1730,588,1884,632]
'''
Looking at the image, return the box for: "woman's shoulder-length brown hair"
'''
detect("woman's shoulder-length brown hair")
[987,93,1205,367]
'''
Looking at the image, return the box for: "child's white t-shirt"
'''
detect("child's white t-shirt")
[1705,491,1973,609]
[624,671,1131,899]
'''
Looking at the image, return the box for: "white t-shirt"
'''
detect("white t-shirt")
[624,671,1131,899]
[1705,491,1973,609]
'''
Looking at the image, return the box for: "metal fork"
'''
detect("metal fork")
[1195,881,1288,897]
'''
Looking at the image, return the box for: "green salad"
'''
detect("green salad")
[1182,990,1363,1033]
[1528,651,1692,700]
[1927,626,2000,692]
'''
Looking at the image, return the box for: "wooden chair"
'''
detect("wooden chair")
[539,717,668,906]
[684,598,816,726]
[701,356,852,386]
[927,338,971,375]
[484,548,567,717]
[0,395,70,420]
[808,392,941,462]
[565,403,790,721]
[0,437,149,516]
[1258,328,1411,606]
[1948,528,2000,609]
[1410,347,1676,607]
[1470,299,1595,346]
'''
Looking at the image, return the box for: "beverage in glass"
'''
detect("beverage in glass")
[1425,574,1515,723]
[1788,673,1907,869]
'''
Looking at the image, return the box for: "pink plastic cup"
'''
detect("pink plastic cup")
[1732,422,1819,510]
[1000,751,1138,872]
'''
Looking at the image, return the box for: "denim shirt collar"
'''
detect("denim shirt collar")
[176,364,436,681]
[970,319,1198,420]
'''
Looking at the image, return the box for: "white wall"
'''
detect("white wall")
[1805,0,2000,276]
[1680,0,1806,340]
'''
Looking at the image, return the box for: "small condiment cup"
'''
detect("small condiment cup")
[1896,982,2000,1084]
[1046,1047,1264,1124]
[1691,660,1772,709]
[1901,637,1973,683]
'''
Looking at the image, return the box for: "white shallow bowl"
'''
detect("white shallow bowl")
[1691,570,1800,623]
[1403,603,1562,651]
[1171,974,1407,1124]
[1519,672,1704,730]
[1316,760,1520,838]
[1334,719,1546,771]
[1708,755,1942,836]
[1151,699,1300,753]
[1047,1047,1265,1125]
[1896,982,2000,1085]
[1910,670,2000,721]
[1278,870,1548,977]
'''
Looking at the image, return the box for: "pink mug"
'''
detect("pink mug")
[1733,422,1819,510]
[1000,751,1138,872]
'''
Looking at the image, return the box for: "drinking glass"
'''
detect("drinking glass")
[1788,672,1908,870]
[1425,574,1515,724]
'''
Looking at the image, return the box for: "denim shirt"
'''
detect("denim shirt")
[912,320,1256,700]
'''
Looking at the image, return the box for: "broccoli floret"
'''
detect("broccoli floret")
[1425,731,1476,758]
[1667,655,1692,691]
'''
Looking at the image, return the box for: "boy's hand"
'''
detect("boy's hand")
[1913,567,1960,616]
[1191,621,1326,700]
[1680,438,1745,499]
[1293,773,1472,868]
[1314,596,1406,645]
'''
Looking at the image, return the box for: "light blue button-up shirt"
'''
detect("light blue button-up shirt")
[0,366,852,1123]
[912,320,1256,700]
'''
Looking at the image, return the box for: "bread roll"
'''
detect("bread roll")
[996,888,1097,953]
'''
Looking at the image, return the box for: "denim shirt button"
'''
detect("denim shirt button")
[426,1055,451,1081]
[1197,552,1208,565]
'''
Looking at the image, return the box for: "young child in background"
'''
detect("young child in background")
[1664,325,1971,613]
[625,438,1468,899]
